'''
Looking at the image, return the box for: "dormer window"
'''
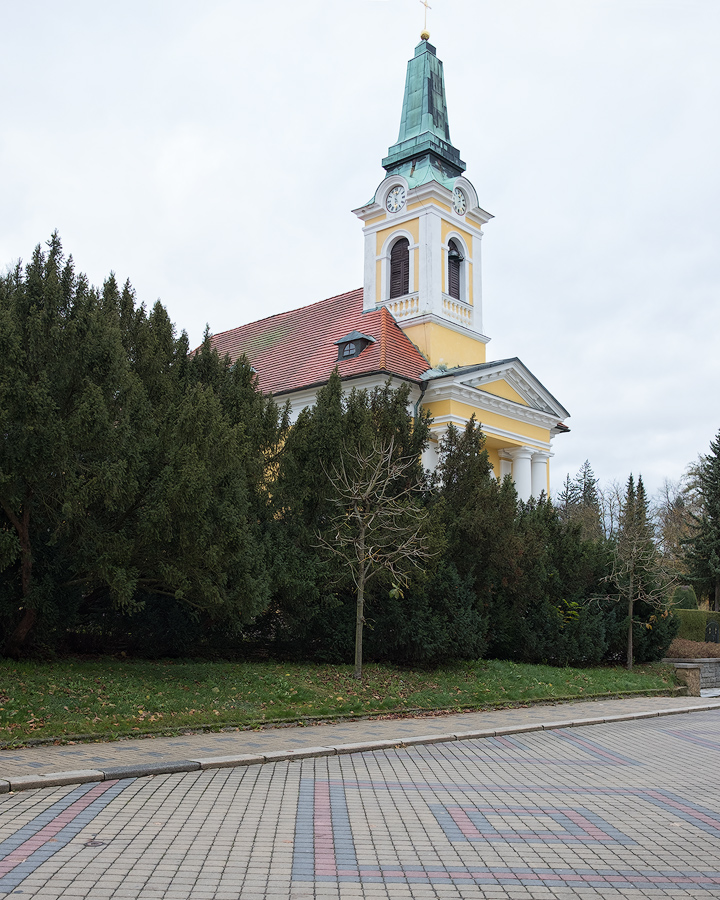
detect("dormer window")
[335,331,377,361]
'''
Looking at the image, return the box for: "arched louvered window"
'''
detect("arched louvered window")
[448,239,462,301]
[389,238,410,299]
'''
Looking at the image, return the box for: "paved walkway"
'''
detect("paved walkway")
[1,695,718,791]
[0,698,719,898]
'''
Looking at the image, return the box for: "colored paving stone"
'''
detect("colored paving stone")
[0,700,718,898]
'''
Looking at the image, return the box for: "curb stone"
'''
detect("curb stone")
[3,702,720,793]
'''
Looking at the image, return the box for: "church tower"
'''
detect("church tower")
[353,37,492,371]
[210,31,570,502]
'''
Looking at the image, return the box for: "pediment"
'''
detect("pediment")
[456,359,569,418]
[425,357,569,421]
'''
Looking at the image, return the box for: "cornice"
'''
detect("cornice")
[424,378,563,431]
[426,413,553,452]
[354,179,491,232]
[398,312,491,343]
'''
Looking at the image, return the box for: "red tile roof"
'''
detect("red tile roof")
[208,288,430,396]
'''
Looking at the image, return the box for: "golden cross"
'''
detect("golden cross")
[419,0,431,32]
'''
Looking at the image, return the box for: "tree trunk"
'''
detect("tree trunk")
[6,609,38,660]
[627,575,634,671]
[354,527,366,681]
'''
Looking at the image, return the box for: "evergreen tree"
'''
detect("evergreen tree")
[685,430,720,611]
[0,235,280,656]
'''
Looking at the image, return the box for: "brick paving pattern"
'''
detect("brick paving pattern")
[0,700,718,898]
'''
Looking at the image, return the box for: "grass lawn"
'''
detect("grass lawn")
[0,657,680,747]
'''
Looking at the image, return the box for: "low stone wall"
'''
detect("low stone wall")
[663,658,720,696]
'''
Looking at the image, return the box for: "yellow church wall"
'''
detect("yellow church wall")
[478,381,529,406]
[486,446,501,478]
[422,397,551,447]
[375,218,420,254]
[441,220,473,247]
[365,213,386,227]
[402,321,487,369]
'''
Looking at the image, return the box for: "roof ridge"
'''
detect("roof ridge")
[206,288,364,342]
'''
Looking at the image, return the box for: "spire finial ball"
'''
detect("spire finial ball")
[421,29,430,41]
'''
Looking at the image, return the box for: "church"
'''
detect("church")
[209,32,569,501]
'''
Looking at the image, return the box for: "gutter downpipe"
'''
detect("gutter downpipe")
[414,379,428,422]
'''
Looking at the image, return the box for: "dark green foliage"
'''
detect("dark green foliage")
[430,420,608,666]
[0,235,693,669]
[0,235,282,656]
[257,372,438,665]
[685,430,720,611]
[365,563,486,667]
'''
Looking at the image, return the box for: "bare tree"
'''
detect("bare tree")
[597,479,625,540]
[317,439,435,680]
[603,475,676,669]
[652,477,701,577]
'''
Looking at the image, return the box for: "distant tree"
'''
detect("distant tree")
[604,475,675,669]
[652,477,699,577]
[597,479,625,540]
[685,430,720,612]
[555,461,603,542]
[317,439,434,680]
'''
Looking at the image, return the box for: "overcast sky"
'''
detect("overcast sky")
[3,0,719,496]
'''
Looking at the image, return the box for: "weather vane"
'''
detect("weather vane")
[419,0,431,39]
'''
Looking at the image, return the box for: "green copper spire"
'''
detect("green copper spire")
[382,39,466,182]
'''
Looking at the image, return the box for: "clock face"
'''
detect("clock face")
[453,188,467,215]
[386,185,406,213]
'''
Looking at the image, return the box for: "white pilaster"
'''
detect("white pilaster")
[424,209,443,317]
[508,447,533,502]
[471,231,483,333]
[498,450,513,482]
[363,230,376,311]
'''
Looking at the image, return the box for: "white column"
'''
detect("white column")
[498,450,513,482]
[508,447,533,502]
[422,435,440,473]
[531,452,551,499]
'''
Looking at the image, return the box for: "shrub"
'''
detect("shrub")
[674,609,720,642]
[672,585,698,610]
